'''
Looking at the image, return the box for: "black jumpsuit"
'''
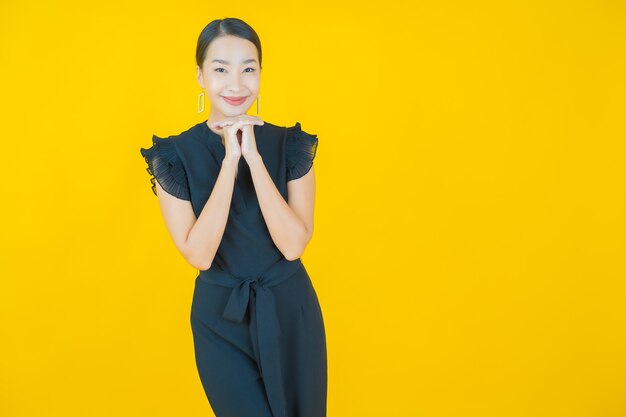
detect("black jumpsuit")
[140,120,327,417]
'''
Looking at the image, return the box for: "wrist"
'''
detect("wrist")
[244,152,263,167]
[221,158,238,175]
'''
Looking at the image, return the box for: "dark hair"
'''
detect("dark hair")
[196,18,263,70]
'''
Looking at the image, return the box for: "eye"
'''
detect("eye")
[214,68,226,73]
[244,68,255,73]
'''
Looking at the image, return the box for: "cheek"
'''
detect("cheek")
[248,77,260,91]
[207,77,225,94]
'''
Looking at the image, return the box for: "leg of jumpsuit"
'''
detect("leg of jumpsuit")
[190,281,274,417]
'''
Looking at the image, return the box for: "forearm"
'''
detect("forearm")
[246,154,309,260]
[185,160,237,269]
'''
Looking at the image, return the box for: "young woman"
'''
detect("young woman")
[139,17,327,417]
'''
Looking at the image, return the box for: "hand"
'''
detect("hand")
[209,115,264,163]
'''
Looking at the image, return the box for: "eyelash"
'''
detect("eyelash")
[214,68,255,73]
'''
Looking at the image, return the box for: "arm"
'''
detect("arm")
[154,159,238,270]
[246,153,316,260]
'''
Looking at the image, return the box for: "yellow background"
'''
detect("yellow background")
[1,1,625,416]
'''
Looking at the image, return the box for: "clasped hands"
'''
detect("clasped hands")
[209,115,264,165]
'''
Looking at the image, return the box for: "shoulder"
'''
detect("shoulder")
[139,133,192,201]
[281,121,319,182]
[261,120,317,139]
[148,121,212,159]
[283,121,318,143]
[254,119,288,141]
[169,121,206,146]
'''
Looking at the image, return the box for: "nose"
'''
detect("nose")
[228,72,244,91]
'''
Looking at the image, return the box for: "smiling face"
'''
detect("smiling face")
[197,35,261,122]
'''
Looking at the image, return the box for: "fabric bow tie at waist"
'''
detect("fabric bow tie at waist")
[197,258,305,417]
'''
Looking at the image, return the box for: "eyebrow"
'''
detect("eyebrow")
[211,59,257,65]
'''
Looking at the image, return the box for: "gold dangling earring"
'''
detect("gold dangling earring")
[256,94,261,115]
[198,89,205,113]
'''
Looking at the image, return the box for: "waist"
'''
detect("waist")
[197,257,305,289]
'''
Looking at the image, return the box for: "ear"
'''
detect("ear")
[196,65,204,88]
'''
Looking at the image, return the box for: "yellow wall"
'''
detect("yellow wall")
[1,1,624,416]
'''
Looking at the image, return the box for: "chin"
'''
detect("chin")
[224,107,252,117]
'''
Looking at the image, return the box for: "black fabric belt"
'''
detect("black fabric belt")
[197,257,305,417]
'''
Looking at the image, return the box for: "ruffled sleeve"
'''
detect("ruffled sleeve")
[285,122,318,182]
[139,135,191,201]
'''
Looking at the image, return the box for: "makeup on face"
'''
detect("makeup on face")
[222,96,248,106]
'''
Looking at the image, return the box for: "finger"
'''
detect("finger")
[223,120,247,136]
[210,119,235,127]
[214,117,242,125]
[242,115,264,125]
[212,121,233,128]
[232,120,248,130]
[217,117,260,126]
[215,121,238,131]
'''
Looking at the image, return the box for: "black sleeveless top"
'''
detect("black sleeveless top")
[140,120,318,276]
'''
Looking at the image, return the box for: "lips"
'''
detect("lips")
[222,96,247,105]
